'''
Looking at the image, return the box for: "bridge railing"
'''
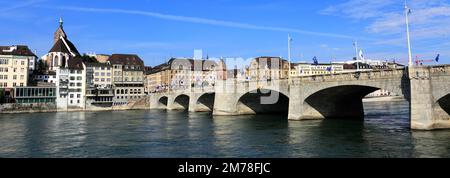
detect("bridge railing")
[291,69,407,83]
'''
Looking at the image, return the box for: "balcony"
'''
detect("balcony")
[114,81,144,84]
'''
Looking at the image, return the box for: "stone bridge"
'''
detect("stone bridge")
[149,66,450,130]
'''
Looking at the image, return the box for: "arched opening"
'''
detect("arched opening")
[237,89,289,115]
[158,96,168,108]
[304,85,407,120]
[173,94,190,110]
[196,93,215,112]
[438,94,450,115]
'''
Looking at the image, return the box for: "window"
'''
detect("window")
[107,78,111,82]
[101,78,105,82]
[13,68,17,72]
[95,72,99,76]
[95,78,99,82]
[13,82,16,87]
[77,83,82,87]
[77,76,82,80]
[0,75,2,80]
[20,83,23,87]
[4,75,7,79]
[21,61,25,65]
[0,59,9,65]
[77,100,80,104]
[70,76,75,80]
[70,100,73,104]
[77,94,80,98]
[13,75,17,80]
[101,72,105,76]
[20,75,24,80]
[70,94,74,98]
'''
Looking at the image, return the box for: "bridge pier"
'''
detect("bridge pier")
[288,86,324,121]
[167,94,189,111]
[213,92,240,115]
[149,94,168,110]
[409,67,450,130]
[189,92,214,112]
[213,80,240,116]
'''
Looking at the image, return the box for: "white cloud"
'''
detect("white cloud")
[42,5,367,40]
[319,0,396,20]
[321,0,450,44]
[0,0,45,12]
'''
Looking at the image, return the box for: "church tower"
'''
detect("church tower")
[41,17,80,72]
[54,17,67,44]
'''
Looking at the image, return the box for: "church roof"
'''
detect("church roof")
[49,37,80,56]
[68,56,84,70]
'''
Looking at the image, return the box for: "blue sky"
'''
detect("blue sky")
[1,0,449,66]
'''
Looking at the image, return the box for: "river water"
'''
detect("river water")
[1,100,450,158]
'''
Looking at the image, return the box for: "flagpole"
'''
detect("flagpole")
[354,40,360,71]
[405,0,413,67]
[288,34,292,84]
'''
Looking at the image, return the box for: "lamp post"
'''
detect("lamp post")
[405,0,413,67]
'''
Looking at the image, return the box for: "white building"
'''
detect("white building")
[55,57,86,110]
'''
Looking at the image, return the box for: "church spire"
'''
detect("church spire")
[59,17,63,27]
[54,17,67,44]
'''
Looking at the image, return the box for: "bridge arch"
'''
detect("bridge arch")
[236,89,289,115]
[300,84,405,120]
[194,92,216,112]
[304,85,380,119]
[158,96,168,109]
[172,94,190,110]
[437,94,450,116]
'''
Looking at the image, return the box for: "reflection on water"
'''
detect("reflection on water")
[0,100,450,158]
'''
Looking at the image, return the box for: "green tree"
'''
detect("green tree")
[37,59,48,71]
[80,54,98,63]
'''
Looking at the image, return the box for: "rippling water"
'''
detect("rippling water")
[1,100,450,158]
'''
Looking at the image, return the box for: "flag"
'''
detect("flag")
[313,56,318,65]
[288,34,293,42]
[326,67,332,72]
[436,54,440,62]
[359,49,365,61]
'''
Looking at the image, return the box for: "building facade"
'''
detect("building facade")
[292,63,345,76]
[0,45,35,88]
[146,58,222,93]
[55,57,86,110]
[85,62,114,108]
[248,57,290,81]
[108,54,145,106]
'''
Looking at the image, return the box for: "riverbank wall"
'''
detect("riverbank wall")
[0,98,150,114]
